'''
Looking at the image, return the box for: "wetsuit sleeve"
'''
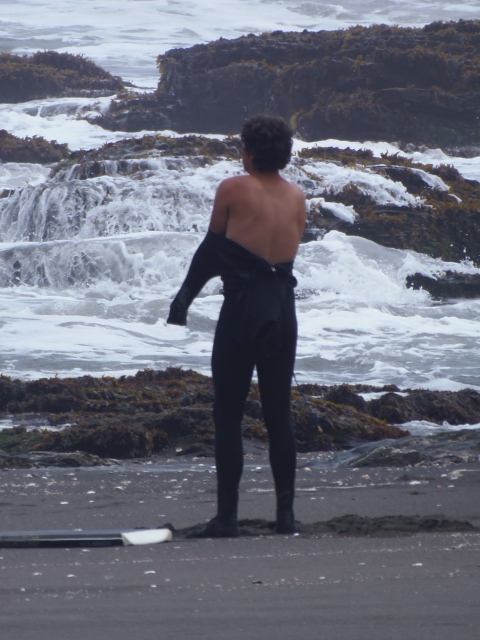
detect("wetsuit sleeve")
[167,231,223,326]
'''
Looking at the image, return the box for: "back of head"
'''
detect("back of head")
[241,115,293,172]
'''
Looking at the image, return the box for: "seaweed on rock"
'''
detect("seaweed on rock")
[0,369,410,466]
[0,51,124,103]
[299,147,480,265]
[0,130,70,164]
[1,370,480,468]
[96,21,480,148]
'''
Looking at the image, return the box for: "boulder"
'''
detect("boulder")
[368,388,480,425]
[406,272,480,299]
[339,430,480,467]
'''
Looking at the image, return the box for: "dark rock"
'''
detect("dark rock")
[57,422,154,459]
[291,396,408,452]
[147,406,214,444]
[97,21,480,147]
[0,370,409,466]
[339,429,480,467]
[0,51,124,103]
[51,134,241,179]
[0,130,70,164]
[0,375,26,411]
[324,385,367,413]
[369,393,412,425]
[368,389,480,425]
[406,272,480,299]
[1,371,479,467]
[300,149,480,264]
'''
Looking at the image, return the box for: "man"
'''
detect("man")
[168,114,306,536]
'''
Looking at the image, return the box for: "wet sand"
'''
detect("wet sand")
[1,451,479,639]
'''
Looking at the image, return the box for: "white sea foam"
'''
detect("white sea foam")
[307,198,358,224]
[0,97,150,152]
[402,419,480,436]
[302,161,426,208]
[0,163,51,190]
[1,151,480,389]
[293,139,480,185]
[1,227,480,390]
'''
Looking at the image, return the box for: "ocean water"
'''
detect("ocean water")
[1,0,480,393]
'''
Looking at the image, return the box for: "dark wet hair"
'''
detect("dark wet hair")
[241,114,293,172]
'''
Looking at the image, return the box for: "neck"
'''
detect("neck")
[248,167,280,178]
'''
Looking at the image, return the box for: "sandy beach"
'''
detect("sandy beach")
[1,450,479,640]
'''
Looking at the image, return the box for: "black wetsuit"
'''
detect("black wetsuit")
[168,230,297,532]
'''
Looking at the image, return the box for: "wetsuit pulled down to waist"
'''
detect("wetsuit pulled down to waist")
[167,230,297,355]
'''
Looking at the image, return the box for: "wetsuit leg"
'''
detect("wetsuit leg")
[188,297,254,538]
[212,299,255,504]
[255,296,297,533]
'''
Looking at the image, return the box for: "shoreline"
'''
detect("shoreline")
[1,453,479,640]
[2,450,479,534]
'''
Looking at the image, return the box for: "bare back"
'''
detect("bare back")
[209,171,306,264]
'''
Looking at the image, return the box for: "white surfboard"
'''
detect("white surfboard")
[0,528,172,548]
[121,528,172,545]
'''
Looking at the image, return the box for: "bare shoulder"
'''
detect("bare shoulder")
[283,177,305,200]
[285,180,306,230]
[284,179,306,213]
[210,176,252,234]
[217,175,253,192]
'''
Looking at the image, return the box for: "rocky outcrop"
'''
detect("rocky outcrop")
[339,430,480,467]
[0,369,409,467]
[406,272,480,299]
[0,50,124,103]
[0,130,70,164]
[315,383,480,426]
[49,133,241,179]
[97,20,480,148]
[1,370,480,468]
[300,149,480,265]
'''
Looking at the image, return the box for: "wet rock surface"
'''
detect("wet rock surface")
[367,388,480,424]
[0,369,406,467]
[299,149,480,265]
[301,383,480,426]
[49,133,242,179]
[98,21,480,148]
[0,50,124,103]
[337,430,480,467]
[1,369,479,469]
[406,272,480,299]
[0,130,70,164]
